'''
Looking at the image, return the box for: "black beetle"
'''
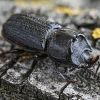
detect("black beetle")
[1,14,99,70]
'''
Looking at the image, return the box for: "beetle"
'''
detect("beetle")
[1,14,99,79]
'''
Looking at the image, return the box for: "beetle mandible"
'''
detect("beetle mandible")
[1,14,99,76]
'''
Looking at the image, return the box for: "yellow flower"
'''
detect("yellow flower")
[92,28,100,39]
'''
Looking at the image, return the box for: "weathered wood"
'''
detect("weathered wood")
[0,47,66,100]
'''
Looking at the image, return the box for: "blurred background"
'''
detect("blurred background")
[1,0,100,29]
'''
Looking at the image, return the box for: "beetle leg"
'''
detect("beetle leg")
[21,60,38,83]
[21,54,48,82]
[22,55,39,61]
[21,54,47,63]
[0,55,20,77]
[53,63,66,80]
[0,49,25,56]
[10,45,15,50]
[0,49,25,63]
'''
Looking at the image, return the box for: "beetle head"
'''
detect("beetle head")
[71,34,99,67]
